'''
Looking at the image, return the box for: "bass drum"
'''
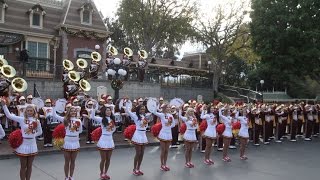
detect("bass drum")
[54,98,67,114]
[147,97,158,113]
[32,97,44,112]
[169,98,184,108]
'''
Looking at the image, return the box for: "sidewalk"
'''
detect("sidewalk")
[0,132,165,160]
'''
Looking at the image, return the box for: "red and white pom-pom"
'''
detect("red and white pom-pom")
[151,123,162,137]
[232,121,241,130]
[179,123,187,134]
[52,124,66,139]
[91,127,102,143]
[8,129,23,149]
[123,125,136,140]
[216,124,226,135]
[199,120,208,133]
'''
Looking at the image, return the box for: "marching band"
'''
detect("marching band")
[0,48,319,180]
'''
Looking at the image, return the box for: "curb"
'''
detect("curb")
[0,142,161,160]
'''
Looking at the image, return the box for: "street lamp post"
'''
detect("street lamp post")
[260,80,264,102]
[106,58,127,101]
[207,61,212,88]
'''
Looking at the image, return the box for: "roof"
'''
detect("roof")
[59,0,109,35]
[0,0,109,37]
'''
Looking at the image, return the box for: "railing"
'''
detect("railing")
[219,84,262,102]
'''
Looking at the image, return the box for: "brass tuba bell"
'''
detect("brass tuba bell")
[63,59,74,71]
[68,71,80,82]
[108,46,118,56]
[138,50,148,59]
[11,78,28,92]
[1,65,16,78]
[79,79,91,92]
[0,58,8,68]
[91,52,102,62]
[124,47,133,57]
[76,59,88,69]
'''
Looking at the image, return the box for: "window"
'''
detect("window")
[0,46,8,56]
[27,41,50,71]
[82,10,90,24]
[0,2,8,23]
[28,4,46,29]
[79,3,93,25]
[32,13,41,26]
[81,9,92,25]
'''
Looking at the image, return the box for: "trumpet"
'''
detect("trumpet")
[124,47,133,57]
[63,59,74,71]
[91,52,102,62]
[76,59,88,69]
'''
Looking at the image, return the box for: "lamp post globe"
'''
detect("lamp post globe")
[95,44,100,50]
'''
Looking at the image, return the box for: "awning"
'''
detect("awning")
[0,32,23,45]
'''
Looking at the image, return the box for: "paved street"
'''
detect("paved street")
[0,138,319,180]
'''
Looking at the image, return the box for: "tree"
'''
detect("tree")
[117,0,197,58]
[105,18,131,51]
[250,0,320,98]
[195,0,250,93]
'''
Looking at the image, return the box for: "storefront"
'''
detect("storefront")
[0,31,23,61]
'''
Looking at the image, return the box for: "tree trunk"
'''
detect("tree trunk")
[212,71,219,96]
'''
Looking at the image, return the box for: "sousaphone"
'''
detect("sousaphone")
[91,52,102,62]
[79,79,91,92]
[11,77,28,92]
[108,46,118,56]
[0,58,8,68]
[138,50,148,59]
[68,71,80,82]
[63,59,74,71]
[124,47,133,57]
[76,58,88,69]
[1,65,16,78]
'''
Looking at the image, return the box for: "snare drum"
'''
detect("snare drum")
[49,122,60,131]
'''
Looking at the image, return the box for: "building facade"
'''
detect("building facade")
[0,0,110,78]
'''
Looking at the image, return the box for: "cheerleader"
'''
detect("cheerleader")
[90,107,116,180]
[152,104,176,171]
[1,99,42,180]
[236,108,249,160]
[200,104,217,165]
[0,124,5,139]
[179,107,198,168]
[53,106,83,180]
[125,101,150,176]
[219,106,233,162]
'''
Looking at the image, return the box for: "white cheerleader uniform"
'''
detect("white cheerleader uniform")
[200,111,217,139]
[237,116,249,139]
[91,112,116,150]
[3,105,42,156]
[53,111,83,151]
[0,124,5,139]
[179,113,198,142]
[219,109,232,138]
[126,104,149,145]
[154,112,176,141]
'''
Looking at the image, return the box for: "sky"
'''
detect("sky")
[93,0,249,58]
